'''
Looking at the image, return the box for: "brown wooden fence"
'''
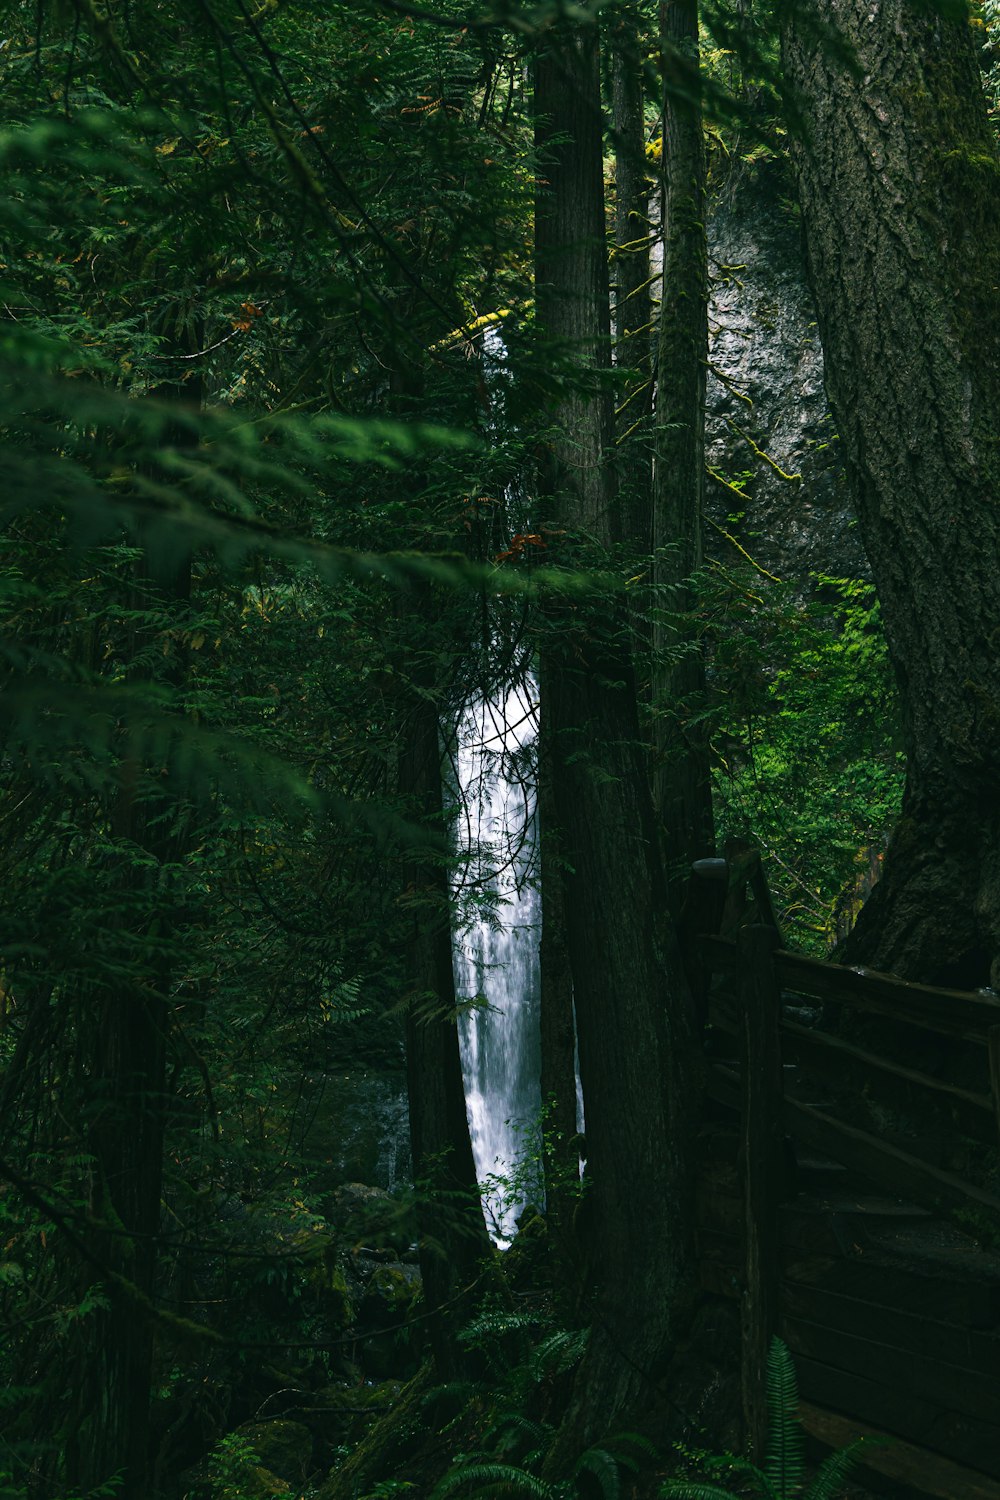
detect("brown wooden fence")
[684,850,1000,1497]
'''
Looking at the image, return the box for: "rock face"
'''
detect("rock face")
[705,161,869,590]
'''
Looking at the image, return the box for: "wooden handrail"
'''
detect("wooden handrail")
[699,933,1000,1042]
[692,854,1000,1488]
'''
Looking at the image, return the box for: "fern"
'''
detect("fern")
[459,1307,543,1346]
[488,1412,553,1461]
[572,1446,622,1500]
[528,1328,588,1380]
[429,1461,557,1499]
[660,1340,874,1500]
[658,1484,738,1500]
[762,1339,805,1497]
[803,1440,872,1500]
[599,1431,658,1468]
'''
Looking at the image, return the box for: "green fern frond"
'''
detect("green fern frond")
[459,1308,542,1345]
[573,1445,621,1500]
[803,1438,876,1500]
[658,1482,739,1499]
[762,1339,805,1497]
[703,1454,774,1494]
[599,1431,659,1468]
[429,1460,556,1498]
[488,1412,552,1457]
[420,1380,482,1411]
[529,1328,588,1378]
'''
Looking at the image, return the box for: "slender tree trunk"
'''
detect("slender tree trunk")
[612,10,654,557]
[387,314,495,1376]
[537,657,580,1287]
[534,13,698,1456]
[653,0,715,903]
[782,0,1000,987]
[82,530,192,1500]
[397,597,495,1378]
[86,928,168,1500]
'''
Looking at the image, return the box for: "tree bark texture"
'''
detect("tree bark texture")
[783,0,1000,986]
[536,673,581,1280]
[534,14,698,1455]
[397,632,494,1378]
[653,0,715,901]
[80,532,193,1500]
[612,11,654,556]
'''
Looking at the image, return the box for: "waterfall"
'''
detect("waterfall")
[451,678,542,1244]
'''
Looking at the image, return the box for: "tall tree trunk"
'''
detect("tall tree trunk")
[82,529,192,1500]
[537,657,581,1298]
[397,598,495,1378]
[612,10,654,557]
[653,0,715,903]
[77,361,208,1499]
[387,313,495,1377]
[782,0,1000,987]
[534,13,698,1456]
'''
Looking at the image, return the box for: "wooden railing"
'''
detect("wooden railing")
[684,850,1000,1485]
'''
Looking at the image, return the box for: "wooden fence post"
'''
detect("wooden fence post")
[988,1026,1000,1149]
[680,858,728,1027]
[738,922,784,1462]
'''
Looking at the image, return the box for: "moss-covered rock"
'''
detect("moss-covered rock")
[236,1420,314,1487]
[356,1262,423,1380]
[315,1368,430,1500]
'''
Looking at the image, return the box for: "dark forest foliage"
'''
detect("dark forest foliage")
[3,1,995,1497]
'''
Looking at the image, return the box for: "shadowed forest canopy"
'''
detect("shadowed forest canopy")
[1,1,998,1498]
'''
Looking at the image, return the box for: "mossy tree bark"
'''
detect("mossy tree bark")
[782,0,1000,986]
[653,0,715,904]
[533,11,698,1458]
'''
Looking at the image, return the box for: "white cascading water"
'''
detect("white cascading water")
[451,678,542,1243]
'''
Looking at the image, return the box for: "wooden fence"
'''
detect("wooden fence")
[684,850,1000,1496]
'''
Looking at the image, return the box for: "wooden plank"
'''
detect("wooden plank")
[781,1280,1000,1377]
[702,933,739,978]
[721,843,764,938]
[781,1018,996,1144]
[748,858,783,941]
[705,1060,739,1111]
[699,1193,940,1268]
[707,996,738,1037]
[782,1095,1000,1222]
[783,1252,1000,1330]
[699,937,1000,1041]
[792,1354,1000,1478]
[776,949,1000,1042]
[678,866,727,1025]
[698,1183,931,1245]
[700,1218,873,1273]
[989,1026,1000,1149]
[782,1316,1000,1427]
[800,1401,1000,1500]
[738,925,783,1462]
[698,1257,740,1301]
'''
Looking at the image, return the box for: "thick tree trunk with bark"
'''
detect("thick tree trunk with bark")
[534,14,698,1456]
[782,0,1000,987]
[653,0,715,901]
